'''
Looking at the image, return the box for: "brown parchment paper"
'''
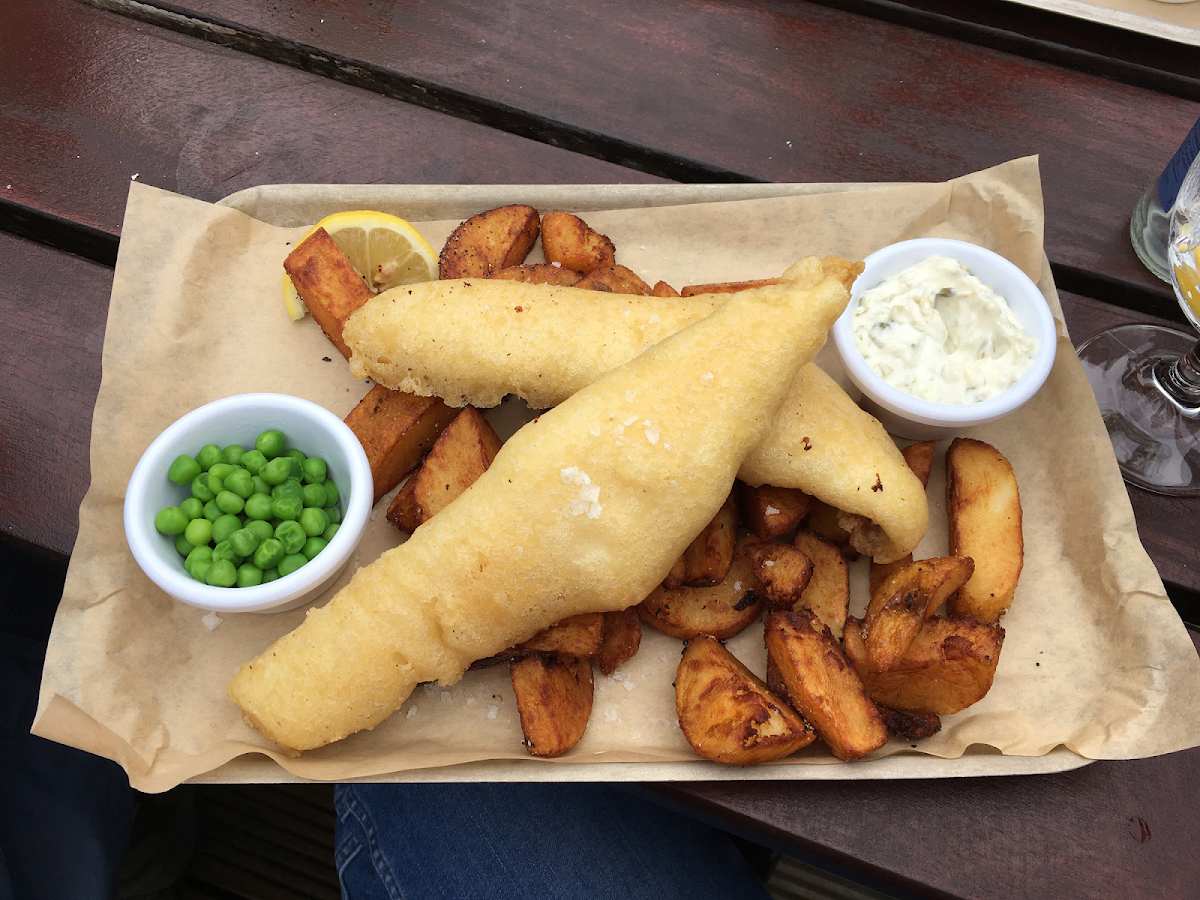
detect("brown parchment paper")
[33,157,1200,793]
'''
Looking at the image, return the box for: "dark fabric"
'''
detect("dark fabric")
[335,782,772,900]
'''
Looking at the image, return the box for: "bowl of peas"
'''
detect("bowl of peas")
[124,393,372,613]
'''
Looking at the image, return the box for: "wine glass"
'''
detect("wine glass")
[1076,153,1200,496]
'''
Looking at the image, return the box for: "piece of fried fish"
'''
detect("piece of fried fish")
[228,258,847,752]
[344,257,926,561]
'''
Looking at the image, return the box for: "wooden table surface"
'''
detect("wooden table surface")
[3,1,1199,898]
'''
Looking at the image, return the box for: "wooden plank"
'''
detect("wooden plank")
[655,678,1200,900]
[117,0,1200,304]
[0,0,660,250]
[0,232,112,559]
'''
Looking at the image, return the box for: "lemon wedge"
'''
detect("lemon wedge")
[283,210,438,321]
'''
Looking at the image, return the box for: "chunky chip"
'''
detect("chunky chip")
[738,481,812,541]
[675,635,814,766]
[791,531,850,639]
[764,609,888,761]
[284,228,374,359]
[638,539,763,640]
[667,492,738,588]
[510,655,594,757]
[574,265,652,295]
[862,556,975,672]
[439,205,540,279]
[742,540,814,613]
[518,613,604,656]
[540,211,616,273]
[844,615,1005,715]
[595,609,642,676]
[946,438,1023,623]
[488,263,581,286]
[344,385,458,505]
[386,406,503,532]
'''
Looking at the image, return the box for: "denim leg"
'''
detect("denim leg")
[334,782,772,900]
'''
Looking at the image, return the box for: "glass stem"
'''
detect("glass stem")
[1152,337,1200,414]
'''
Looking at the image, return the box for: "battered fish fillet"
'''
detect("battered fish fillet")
[229,259,849,752]
[344,257,926,562]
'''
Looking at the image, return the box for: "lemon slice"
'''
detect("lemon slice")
[283,210,437,321]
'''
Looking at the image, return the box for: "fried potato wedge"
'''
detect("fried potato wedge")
[862,556,975,672]
[638,540,762,640]
[870,440,936,594]
[510,655,594,757]
[765,650,789,702]
[650,280,680,297]
[765,615,888,762]
[439,204,540,279]
[540,211,616,273]
[675,635,814,766]
[681,277,780,297]
[792,531,850,639]
[804,500,858,559]
[946,438,1023,623]
[879,706,942,741]
[386,406,503,532]
[344,385,458,504]
[844,615,1005,715]
[596,609,642,675]
[284,228,374,359]
[742,540,814,613]
[518,613,605,657]
[738,481,812,541]
[676,492,739,588]
[764,609,888,761]
[574,265,652,295]
[488,263,581,286]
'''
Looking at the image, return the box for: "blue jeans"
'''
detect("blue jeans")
[335,783,772,900]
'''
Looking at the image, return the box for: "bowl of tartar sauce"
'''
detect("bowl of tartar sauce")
[832,238,1057,440]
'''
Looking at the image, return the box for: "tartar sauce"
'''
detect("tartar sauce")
[851,255,1037,404]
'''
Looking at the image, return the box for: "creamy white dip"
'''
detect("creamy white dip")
[851,255,1037,404]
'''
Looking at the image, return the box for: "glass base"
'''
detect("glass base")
[1076,324,1200,497]
[1130,186,1173,284]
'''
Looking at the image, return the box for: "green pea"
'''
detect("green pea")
[208,462,236,481]
[196,444,222,469]
[184,517,213,547]
[278,553,308,577]
[271,496,302,521]
[299,507,328,537]
[229,527,261,558]
[255,429,286,460]
[302,536,328,560]
[215,490,245,515]
[206,558,237,587]
[236,564,263,588]
[323,480,340,507]
[224,468,254,499]
[323,506,341,525]
[212,514,243,544]
[244,493,274,520]
[190,473,216,503]
[154,506,188,535]
[222,445,246,466]
[211,540,241,564]
[262,456,292,486]
[275,520,307,554]
[251,475,272,496]
[184,546,212,577]
[272,479,304,503]
[180,497,204,520]
[203,499,222,522]
[245,519,274,544]
[253,538,286,570]
[168,454,202,485]
[301,457,328,484]
[301,483,328,509]
[174,534,195,556]
[240,449,267,476]
[261,567,280,584]
[206,472,225,496]
[322,522,340,542]
[283,449,306,479]
[190,558,213,583]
